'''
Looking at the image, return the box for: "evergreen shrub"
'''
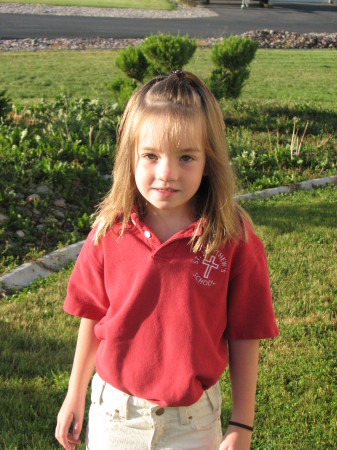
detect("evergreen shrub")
[115,47,149,83]
[207,36,258,99]
[141,33,197,75]
[108,76,139,110]
[0,89,11,119]
[110,33,197,108]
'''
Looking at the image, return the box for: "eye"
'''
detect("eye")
[180,155,193,162]
[144,153,157,160]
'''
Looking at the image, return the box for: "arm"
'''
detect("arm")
[55,318,100,450]
[220,339,259,450]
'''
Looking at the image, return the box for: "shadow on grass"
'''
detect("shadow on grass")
[0,318,86,449]
[0,319,75,379]
[224,102,337,135]
[244,188,337,234]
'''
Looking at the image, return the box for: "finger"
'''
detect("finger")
[55,417,74,450]
[67,433,81,445]
[72,417,83,442]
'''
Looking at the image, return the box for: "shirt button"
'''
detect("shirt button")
[144,230,151,238]
[155,407,165,416]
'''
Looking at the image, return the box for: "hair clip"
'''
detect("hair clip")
[171,69,186,80]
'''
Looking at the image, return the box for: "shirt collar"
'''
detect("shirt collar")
[130,212,204,239]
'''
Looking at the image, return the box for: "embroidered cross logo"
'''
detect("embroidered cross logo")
[202,256,219,279]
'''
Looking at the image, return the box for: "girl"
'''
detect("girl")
[55,70,278,450]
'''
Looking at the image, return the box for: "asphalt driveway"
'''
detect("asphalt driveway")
[0,3,336,39]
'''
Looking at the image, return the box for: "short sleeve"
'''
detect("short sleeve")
[63,229,110,321]
[224,230,279,340]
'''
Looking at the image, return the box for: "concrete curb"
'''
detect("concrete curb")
[234,175,337,201]
[0,241,84,293]
[1,175,336,294]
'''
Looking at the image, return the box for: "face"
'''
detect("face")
[134,117,206,221]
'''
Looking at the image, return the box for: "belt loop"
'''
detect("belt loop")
[117,392,130,420]
[178,406,190,426]
[99,381,106,405]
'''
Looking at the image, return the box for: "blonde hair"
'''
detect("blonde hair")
[93,71,250,256]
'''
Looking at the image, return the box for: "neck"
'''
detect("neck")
[143,208,194,243]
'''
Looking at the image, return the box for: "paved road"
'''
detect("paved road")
[1,4,336,39]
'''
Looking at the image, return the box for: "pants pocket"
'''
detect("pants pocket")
[89,373,129,422]
[188,384,222,431]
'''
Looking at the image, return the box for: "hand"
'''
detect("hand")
[219,425,252,450]
[55,393,85,450]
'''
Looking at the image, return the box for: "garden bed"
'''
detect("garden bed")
[0,95,336,275]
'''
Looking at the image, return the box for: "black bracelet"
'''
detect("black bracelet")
[229,420,254,432]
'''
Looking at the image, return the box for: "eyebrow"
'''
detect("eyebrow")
[139,146,202,153]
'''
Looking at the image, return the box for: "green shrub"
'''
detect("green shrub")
[208,66,251,100]
[207,36,258,100]
[115,47,149,83]
[108,76,139,110]
[0,96,119,273]
[0,89,11,119]
[141,33,197,75]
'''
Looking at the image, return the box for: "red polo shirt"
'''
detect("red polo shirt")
[64,214,278,407]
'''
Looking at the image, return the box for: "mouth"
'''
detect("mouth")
[153,187,178,193]
[152,187,179,197]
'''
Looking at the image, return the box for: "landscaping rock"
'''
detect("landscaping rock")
[242,30,337,49]
[16,230,25,238]
[35,185,51,195]
[54,198,66,208]
[0,3,217,19]
[1,31,336,52]
[54,210,65,219]
[0,213,9,224]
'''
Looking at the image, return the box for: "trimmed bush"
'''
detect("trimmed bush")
[0,89,11,119]
[115,47,149,83]
[108,76,139,110]
[207,36,258,99]
[141,33,197,75]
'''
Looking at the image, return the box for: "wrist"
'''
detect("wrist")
[230,411,254,428]
[228,420,254,432]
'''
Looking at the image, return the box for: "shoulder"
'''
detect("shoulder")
[79,225,120,270]
[226,220,268,278]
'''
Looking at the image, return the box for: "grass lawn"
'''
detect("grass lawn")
[1,185,336,449]
[0,49,336,108]
[0,47,336,275]
[0,0,174,9]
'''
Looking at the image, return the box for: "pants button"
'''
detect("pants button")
[155,407,165,416]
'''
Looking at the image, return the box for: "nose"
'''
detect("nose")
[156,156,178,181]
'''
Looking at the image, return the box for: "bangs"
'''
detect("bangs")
[134,105,207,154]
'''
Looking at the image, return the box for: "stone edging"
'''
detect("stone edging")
[0,3,217,19]
[234,175,337,201]
[1,175,336,294]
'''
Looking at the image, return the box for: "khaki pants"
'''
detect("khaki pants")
[86,373,223,450]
